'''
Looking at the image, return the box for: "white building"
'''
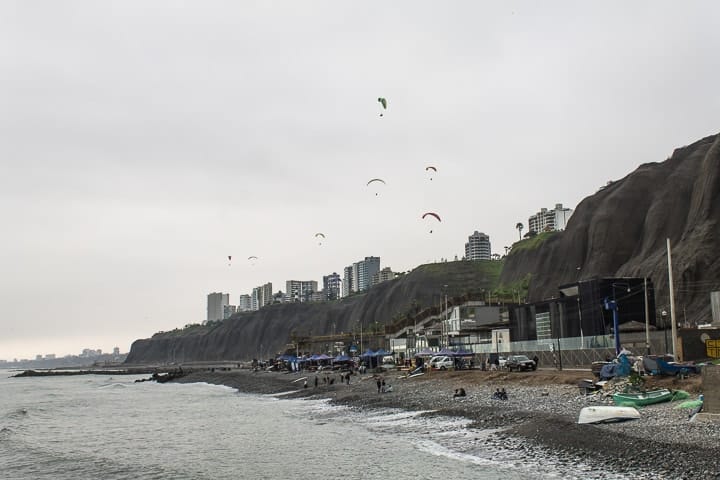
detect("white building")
[207,292,229,322]
[465,231,491,260]
[286,280,319,302]
[251,283,273,311]
[528,203,574,233]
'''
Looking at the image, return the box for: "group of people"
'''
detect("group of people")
[376,377,392,393]
[492,388,508,400]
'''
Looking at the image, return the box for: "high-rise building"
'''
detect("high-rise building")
[371,267,397,286]
[207,292,229,322]
[323,272,342,300]
[251,283,273,311]
[344,256,381,294]
[528,203,574,233]
[465,231,491,260]
[286,280,318,302]
[238,294,252,312]
[342,266,353,298]
[358,256,380,291]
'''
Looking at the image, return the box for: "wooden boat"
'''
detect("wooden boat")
[578,406,640,424]
[612,388,672,407]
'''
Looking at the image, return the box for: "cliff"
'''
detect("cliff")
[126,261,502,363]
[127,132,720,363]
[500,132,720,322]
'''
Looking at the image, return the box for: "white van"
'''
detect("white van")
[429,355,454,370]
[380,355,396,371]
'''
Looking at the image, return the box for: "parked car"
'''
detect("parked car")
[380,355,397,371]
[506,355,536,372]
[429,355,454,370]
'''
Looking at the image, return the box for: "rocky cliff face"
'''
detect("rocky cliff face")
[127,133,720,363]
[500,133,720,323]
[126,261,500,363]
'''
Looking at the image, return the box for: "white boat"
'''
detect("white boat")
[578,406,640,424]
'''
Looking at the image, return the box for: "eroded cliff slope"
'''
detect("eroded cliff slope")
[500,133,720,322]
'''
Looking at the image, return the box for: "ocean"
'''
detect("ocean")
[0,372,620,480]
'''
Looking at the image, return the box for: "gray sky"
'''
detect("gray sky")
[2,1,719,360]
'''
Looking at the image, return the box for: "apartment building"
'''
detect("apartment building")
[207,292,229,322]
[251,283,273,311]
[286,280,319,302]
[323,272,342,301]
[371,267,397,286]
[528,203,574,233]
[464,231,491,260]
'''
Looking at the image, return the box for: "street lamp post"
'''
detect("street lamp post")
[443,284,449,348]
[662,310,668,354]
[605,282,630,357]
[643,277,651,355]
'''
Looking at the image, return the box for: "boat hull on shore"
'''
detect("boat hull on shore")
[578,406,640,424]
[613,388,672,407]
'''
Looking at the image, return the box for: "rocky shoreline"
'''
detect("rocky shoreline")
[172,368,718,479]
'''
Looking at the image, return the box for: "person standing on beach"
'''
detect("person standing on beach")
[376,377,382,394]
[314,376,319,388]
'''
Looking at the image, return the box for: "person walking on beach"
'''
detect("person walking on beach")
[376,377,382,394]
[314,376,319,388]
[381,378,386,393]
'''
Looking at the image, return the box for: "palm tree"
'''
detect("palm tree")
[515,222,524,240]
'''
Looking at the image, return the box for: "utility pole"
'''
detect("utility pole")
[667,238,679,360]
[643,277,651,354]
[444,285,449,348]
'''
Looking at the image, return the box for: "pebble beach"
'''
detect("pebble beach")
[173,368,719,479]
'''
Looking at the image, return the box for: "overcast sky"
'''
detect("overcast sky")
[1,1,719,360]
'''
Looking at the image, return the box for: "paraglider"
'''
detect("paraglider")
[422,212,441,233]
[377,97,387,116]
[426,166,437,181]
[367,178,386,196]
[315,233,325,245]
[227,255,232,266]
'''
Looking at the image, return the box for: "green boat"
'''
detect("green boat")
[613,388,673,407]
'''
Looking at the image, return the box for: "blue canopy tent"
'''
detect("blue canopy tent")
[360,349,379,369]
